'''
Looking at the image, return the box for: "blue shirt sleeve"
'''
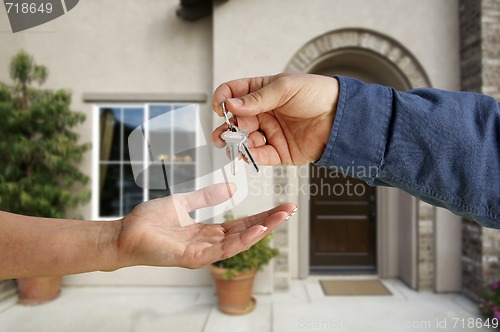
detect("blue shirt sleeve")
[316,76,500,229]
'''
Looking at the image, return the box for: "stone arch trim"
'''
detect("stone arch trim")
[284,28,431,88]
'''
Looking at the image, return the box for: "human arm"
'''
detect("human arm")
[211,74,500,228]
[0,183,296,279]
[318,76,500,228]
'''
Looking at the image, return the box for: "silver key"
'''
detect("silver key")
[221,129,246,175]
[239,136,259,173]
[220,101,260,175]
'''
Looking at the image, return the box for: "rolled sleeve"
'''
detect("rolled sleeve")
[316,76,393,184]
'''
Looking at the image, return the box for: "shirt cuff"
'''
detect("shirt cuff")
[315,76,393,184]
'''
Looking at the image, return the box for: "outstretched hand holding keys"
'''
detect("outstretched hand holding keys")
[211,73,339,166]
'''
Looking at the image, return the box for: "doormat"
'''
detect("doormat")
[320,280,392,296]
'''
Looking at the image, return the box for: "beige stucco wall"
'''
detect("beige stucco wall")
[213,0,460,89]
[0,0,215,286]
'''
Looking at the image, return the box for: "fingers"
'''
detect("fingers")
[221,207,294,258]
[223,203,296,234]
[211,123,229,149]
[177,183,236,212]
[212,74,293,118]
[211,127,281,165]
[211,115,261,149]
[248,145,282,166]
[212,75,277,116]
[247,131,267,148]
[188,204,297,268]
[226,81,285,117]
[217,211,286,260]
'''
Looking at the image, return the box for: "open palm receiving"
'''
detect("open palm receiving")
[0,183,296,279]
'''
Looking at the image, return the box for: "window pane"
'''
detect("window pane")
[149,105,172,119]
[148,106,172,164]
[122,163,143,215]
[173,133,196,162]
[123,108,144,163]
[99,108,121,162]
[97,103,198,218]
[173,106,196,162]
[172,164,195,193]
[173,105,195,132]
[173,104,185,110]
[149,189,169,200]
[99,164,121,217]
[142,162,171,191]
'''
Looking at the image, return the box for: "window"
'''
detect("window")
[94,103,197,219]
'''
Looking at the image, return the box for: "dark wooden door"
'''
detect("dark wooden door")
[309,165,377,271]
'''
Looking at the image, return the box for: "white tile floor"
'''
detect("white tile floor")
[0,279,491,332]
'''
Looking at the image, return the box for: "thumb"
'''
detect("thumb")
[225,79,288,116]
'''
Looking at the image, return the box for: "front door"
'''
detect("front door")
[309,165,377,272]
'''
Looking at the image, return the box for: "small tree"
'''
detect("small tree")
[0,50,90,218]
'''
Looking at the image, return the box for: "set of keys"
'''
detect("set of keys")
[220,101,259,176]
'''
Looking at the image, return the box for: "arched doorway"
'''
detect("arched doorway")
[308,48,411,274]
[283,29,431,283]
[308,48,410,90]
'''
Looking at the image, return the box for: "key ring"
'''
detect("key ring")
[222,101,238,131]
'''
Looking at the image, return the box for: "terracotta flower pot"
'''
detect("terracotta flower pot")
[16,276,62,305]
[210,265,257,315]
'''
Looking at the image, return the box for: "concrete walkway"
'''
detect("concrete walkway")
[0,278,492,332]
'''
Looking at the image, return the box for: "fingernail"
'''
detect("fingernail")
[292,207,298,213]
[261,226,268,232]
[285,215,291,221]
[228,98,243,107]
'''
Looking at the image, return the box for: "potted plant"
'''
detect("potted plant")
[211,211,279,315]
[0,51,90,305]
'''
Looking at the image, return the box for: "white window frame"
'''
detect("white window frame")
[92,103,199,220]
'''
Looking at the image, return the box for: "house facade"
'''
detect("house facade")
[0,0,498,301]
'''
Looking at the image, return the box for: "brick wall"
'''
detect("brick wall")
[483,229,500,290]
[482,0,500,100]
[459,0,482,93]
[460,0,500,301]
[462,219,484,300]
[459,0,483,300]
